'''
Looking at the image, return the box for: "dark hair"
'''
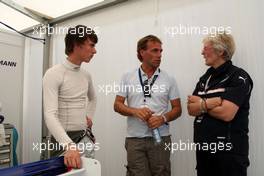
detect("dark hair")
[137,35,162,62]
[65,25,98,55]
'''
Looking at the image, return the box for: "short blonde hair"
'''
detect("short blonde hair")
[203,32,236,61]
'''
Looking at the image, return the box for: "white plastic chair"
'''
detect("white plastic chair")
[59,157,101,176]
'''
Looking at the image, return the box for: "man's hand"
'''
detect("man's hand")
[132,107,154,121]
[147,115,164,129]
[187,95,201,103]
[64,145,82,169]
[187,95,222,116]
[187,95,202,117]
[206,97,222,109]
[187,102,202,116]
[86,116,93,128]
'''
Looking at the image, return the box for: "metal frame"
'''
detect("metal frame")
[0,0,48,23]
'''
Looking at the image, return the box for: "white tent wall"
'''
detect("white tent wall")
[1,26,44,165]
[49,0,263,175]
[0,30,24,163]
[22,37,43,163]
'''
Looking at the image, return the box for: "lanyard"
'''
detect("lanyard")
[138,68,160,101]
[204,75,212,92]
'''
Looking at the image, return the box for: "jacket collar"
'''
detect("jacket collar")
[206,60,232,77]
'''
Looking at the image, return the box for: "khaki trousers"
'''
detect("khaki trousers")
[125,136,171,176]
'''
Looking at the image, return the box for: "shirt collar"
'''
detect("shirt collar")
[207,60,232,76]
[63,58,80,71]
[139,66,160,79]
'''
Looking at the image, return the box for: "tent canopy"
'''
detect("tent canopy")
[0,0,105,31]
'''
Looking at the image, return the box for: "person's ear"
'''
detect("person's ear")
[73,43,82,51]
[140,49,145,58]
[77,43,83,49]
[217,49,225,57]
